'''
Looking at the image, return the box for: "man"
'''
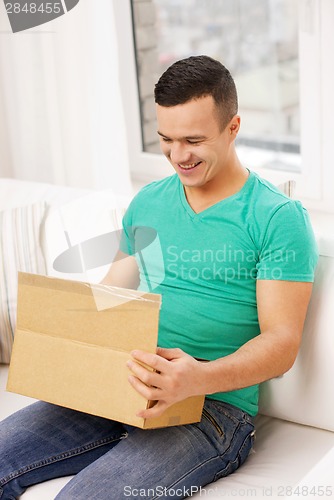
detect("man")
[0,56,318,499]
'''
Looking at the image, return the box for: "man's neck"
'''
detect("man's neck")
[184,163,249,214]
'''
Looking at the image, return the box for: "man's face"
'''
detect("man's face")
[156,95,238,190]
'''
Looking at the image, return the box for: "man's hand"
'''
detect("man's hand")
[127,347,205,419]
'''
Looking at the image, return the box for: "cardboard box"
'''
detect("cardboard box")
[7,272,204,428]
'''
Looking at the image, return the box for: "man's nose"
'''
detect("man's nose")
[170,143,192,165]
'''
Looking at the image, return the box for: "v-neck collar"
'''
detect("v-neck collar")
[178,169,253,219]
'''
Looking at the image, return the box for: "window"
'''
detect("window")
[114,0,334,213]
[136,0,301,175]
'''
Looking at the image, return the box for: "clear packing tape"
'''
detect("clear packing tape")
[87,283,162,311]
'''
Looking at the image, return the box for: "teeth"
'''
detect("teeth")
[180,162,198,169]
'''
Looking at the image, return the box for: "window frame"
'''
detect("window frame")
[114,0,334,213]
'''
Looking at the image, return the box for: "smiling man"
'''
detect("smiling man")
[0,56,318,500]
[120,57,318,422]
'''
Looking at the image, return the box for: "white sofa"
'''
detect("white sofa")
[1,178,334,500]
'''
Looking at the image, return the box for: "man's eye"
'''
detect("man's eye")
[161,137,172,143]
[187,140,200,145]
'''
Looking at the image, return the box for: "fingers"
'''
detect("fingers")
[127,358,161,391]
[136,400,169,419]
[130,350,168,372]
[156,347,185,360]
[126,348,192,421]
[127,372,161,401]
[130,348,186,370]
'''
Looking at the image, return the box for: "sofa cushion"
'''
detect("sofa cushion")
[259,249,334,432]
[0,202,47,364]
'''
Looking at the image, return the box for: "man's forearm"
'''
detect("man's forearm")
[127,328,302,420]
[198,328,300,396]
[100,251,139,289]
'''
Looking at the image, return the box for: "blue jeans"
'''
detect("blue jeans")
[0,399,255,499]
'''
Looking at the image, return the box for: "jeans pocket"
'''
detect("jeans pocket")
[201,407,224,437]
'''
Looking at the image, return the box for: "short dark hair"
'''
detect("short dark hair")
[154,55,238,130]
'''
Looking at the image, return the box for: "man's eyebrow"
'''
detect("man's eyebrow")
[157,131,207,140]
[185,135,207,140]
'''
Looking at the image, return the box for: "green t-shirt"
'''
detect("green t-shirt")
[121,170,318,416]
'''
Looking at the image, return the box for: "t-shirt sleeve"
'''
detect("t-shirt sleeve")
[256,200,319,282]
[119,203,136,256]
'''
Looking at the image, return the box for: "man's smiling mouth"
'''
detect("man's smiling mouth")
[178,161,202,170]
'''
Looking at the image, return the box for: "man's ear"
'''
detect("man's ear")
[229,116,241,136]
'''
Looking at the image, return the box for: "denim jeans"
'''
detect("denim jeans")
[0,398,255,499]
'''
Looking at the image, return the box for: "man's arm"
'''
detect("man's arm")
[127,280,313,419]
[199,279,313,390]
[100,250,140,289]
